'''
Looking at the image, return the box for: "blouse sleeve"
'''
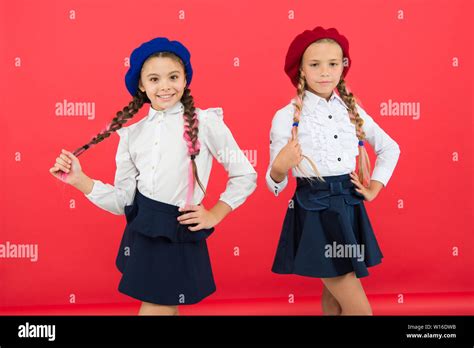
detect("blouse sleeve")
[83,127,139,215]
[202,108,257,210]
[265,109,292,196]
[356,104,401,187]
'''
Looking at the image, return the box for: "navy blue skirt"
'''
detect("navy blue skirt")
[272,174,383,278]
[115,189,216,305]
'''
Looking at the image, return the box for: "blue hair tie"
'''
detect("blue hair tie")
[358,140,364,146]
[292,122,299,127]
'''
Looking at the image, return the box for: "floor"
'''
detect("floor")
[1,292,473,315]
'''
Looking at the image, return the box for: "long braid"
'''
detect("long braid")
[293,72,325,182]
[72,91,147,157]
[181,87,206,200]
[336,78,371,186]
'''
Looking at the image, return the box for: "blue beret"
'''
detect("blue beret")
[125,37,193,98]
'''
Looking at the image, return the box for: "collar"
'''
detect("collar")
[147,101,184,122]
[303,89,349,110]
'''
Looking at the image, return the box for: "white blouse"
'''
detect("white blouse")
[266,89,400,196]
[84,101,257,215]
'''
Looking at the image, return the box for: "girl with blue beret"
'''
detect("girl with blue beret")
[267,26,401,315]
[49,37,257,315]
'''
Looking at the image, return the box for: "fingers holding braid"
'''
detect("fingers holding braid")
[50,93,146,184]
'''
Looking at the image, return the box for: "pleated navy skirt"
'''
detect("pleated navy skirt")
[272,173,383,278]
[115,188,216,305]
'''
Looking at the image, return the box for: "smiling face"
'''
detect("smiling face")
[138,54,187,110]
[300,40,344,101]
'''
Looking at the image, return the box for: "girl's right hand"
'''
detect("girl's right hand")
[49,149,83,185]
[272,127,303,174]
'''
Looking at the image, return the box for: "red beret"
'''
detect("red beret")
[284,26,351,87]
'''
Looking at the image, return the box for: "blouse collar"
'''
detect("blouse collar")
[147,101,184,122]
[303,89,349,111]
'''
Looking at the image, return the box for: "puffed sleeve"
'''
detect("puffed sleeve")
[265,108,292,196]
[202,108,257,210]
[84,127,139,215]
[356,104,401,187]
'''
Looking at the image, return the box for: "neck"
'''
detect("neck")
[306,87,333,101]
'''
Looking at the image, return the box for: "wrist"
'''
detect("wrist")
[209,200,232,226]
[270,162,288,183]
[70,171,85,187]
[72,172,94,195]
[369,180,384,194]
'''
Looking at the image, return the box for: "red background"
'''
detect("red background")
[1,0,472,313]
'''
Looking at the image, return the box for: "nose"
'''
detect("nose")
[158,81,171,91]
[320,67,330,77]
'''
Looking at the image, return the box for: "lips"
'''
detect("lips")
[157,93,175,100]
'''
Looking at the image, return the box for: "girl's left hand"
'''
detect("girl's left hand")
[349,171,379,202]
[177,204,219,231]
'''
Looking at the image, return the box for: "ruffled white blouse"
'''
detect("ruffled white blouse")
[266,89,400,196]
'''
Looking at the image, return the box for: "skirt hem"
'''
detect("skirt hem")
[271,257,383,279]
[117,281,217,306]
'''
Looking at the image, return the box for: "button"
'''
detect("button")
[156,111,165,122]
[334,135,338,139]
[337,157,341,161]
[154,141,158,145]
[328,115,333,119]
[152,166,155,170]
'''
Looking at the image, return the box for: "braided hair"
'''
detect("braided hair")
[72,52,205,199]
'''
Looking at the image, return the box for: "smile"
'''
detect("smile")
[157,93,175,100]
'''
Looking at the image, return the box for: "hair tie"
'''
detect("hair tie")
[190,154,196,160]
[292,122,299,127]
[358,140,364,146]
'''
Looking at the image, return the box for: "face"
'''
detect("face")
[300,41,344,101]
[138,56,187,110]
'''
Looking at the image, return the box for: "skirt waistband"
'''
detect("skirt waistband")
[296,174,353,192]
[125,188,214,243]
[134,189,181,216]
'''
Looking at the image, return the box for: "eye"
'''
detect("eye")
[170,75,178,80]
[150,77,158,82]
[330,63,339,66]
[310,63,319,67]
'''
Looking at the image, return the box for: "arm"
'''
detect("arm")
[265,110,292,196]
[350,105,401,201]
[178,108,257,231]
[82,127,139,215]
[205,108,257,211]
[72,172,94,195]
[356,104,401,188]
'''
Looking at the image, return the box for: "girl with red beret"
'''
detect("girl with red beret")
[267,27,400,315]
[49,37,257,315]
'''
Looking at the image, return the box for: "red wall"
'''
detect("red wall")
[1,0,472,307]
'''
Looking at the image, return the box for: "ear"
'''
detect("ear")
[138,80,145,92]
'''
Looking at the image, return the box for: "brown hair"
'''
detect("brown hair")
[72,52,206,194]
